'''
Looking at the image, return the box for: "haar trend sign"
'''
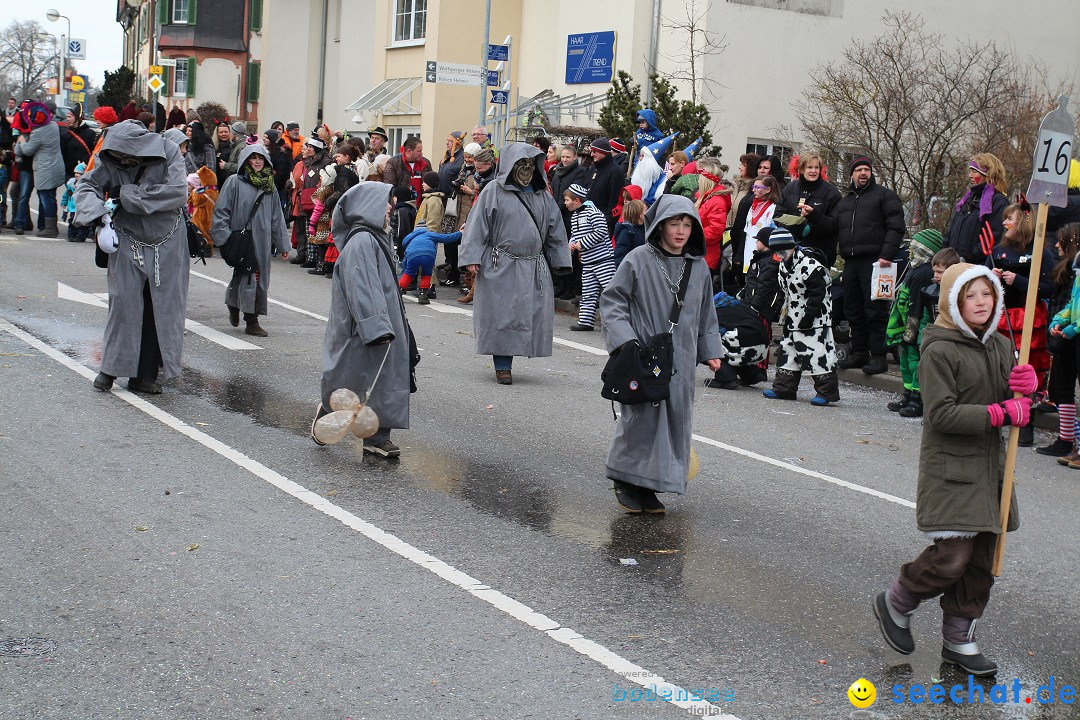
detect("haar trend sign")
[565,31,616,85]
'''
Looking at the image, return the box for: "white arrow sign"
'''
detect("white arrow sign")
[424,60,485,87]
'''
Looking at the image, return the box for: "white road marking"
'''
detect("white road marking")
[190,270,329,321]
[0,315,739,720]
[57,282,108,308]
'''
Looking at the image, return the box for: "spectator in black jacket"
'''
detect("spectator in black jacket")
[584,137,623,235]
[781,152,840,267]
[945,153,1008,264]
[832,155,907,374]
[549,145,589,237]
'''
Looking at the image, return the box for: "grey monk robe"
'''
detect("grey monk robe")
[600,195,722,494]
[212,144,290,316]
[74,119,189,380]
[321,181,412,429]
[458,143,571,358]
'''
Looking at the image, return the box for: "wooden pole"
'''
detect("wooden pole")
[993,201,1050,576]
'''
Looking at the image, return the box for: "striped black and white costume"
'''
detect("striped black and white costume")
[570,200,616,327]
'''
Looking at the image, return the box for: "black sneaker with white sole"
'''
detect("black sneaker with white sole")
[311,403,328,446]
[873,591,915,654]
[363,439,401,458]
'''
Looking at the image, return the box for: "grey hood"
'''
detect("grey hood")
[494,142,547,192]
[162,128,188,147]
[100,119,168,165]
[643,194,706,257]
[331,181,392,250]
[236,142,271,170]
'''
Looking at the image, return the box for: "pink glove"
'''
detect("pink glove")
[307,223,317,235]
[987,397,1033,428]
[1008,363,1037,395]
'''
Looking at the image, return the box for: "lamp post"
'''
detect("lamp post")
[46,9,71,106]
[36,31,60,100]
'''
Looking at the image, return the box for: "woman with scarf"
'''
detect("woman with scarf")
[947,153,1009,264]
[730,175,794,281]
[695,158,734,281]
[212,144,289,337]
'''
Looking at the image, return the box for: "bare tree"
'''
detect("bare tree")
[658,0,728,105]
[0,20,59,100]
[794,11,1064,231]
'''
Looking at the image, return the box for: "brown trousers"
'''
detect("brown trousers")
[899,532,996,618]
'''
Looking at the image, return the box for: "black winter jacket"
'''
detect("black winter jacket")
[585,155,623,234]
[550,160,589,237]
[833,177,906,261]
[945,182,1007,264]
[781,177,841,267]
[739,248,783,321]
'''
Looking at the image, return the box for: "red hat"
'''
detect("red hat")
[93,106,119,127]
[609,138,626,153]
[19,102,52,130]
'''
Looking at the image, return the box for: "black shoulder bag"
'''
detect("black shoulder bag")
[601,257,693,405]
[184,211,209,264]
[219,192,267,275]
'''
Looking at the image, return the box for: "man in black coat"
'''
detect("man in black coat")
[584,137,623,235]
[831,155,907,374]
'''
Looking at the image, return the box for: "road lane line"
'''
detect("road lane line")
[0,315,740,720]
[184,319,262,350]
[190,270,330,321]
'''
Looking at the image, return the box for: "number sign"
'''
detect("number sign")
[1027,96,1075,208]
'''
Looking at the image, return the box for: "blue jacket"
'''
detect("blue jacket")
[634,109,664,150]
[1051,253,1080,338]
[613,221,645,267]
[401,228,461,264]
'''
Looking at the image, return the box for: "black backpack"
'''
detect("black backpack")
[219,192,267,275]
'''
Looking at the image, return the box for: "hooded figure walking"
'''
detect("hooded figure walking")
[459,143,572,385]
[212,143,290,336]
[314,182,417,458]
[74,119,189,394]
[600,195,724,514]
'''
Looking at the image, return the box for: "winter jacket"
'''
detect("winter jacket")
[945,182,1008,264]
[886,263,934,347]
[384,154,432,201]
[389,201,417,254]
[187,142,217,174]
[833,176,905,263]
[415,191,445,231]
[569,201,613,264]
[984,242,1054,309]
[633,110,664,161]
[670,173,699,201]
[781,246,832,332]
[916,263,1018,535]
[738,248,783,322]
[454,164,478,231]
[784,177,842,266]
[1050,253,1080,338]
[697,188,732,271]
[613,221,645,268]
[282,134,305,159]
[59,123,96,177]
[437,149,464,195]
[15,122,64,190]
[585,154,624,234]
[401,228,461,264]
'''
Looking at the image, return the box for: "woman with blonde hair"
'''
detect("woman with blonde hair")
[947,152,1009,264]
[695,157,733,276]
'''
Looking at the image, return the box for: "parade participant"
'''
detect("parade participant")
[188,166,218,254]
[600,194,723,513]
[946,153,1009,264]
[315,182,416,458]
[459,143,572,385]
[212,144,289,337]
[74,119,189,394]
[762,227,840,405]
[564,183,616,331]
[874,263,1030,677]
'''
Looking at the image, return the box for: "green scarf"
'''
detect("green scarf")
[241,166,275,193]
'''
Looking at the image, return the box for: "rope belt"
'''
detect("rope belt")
[113,210,183,287]
[490,246,548,292]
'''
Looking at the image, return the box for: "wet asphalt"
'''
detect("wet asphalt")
[0,230,1078,720]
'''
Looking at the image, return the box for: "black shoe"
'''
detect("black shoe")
[289,254,306,265]
[1018,425,1035,448]
[704,378,739,390]
[1036,437,1074,456]
[862,355,889,375]
[93,372,115,391]
[638,489,666,514]
[612,481,643,514]
[569,323,594,331]
[307,265,324,275]
[127,378,163,394]
[873,591,915,655]
[898,391,923,417]
[426,288,436,299]
[245,321,268,337]
[363,439,401,458]
[887,390,912,412]
[838,351,869,370]
[495,369,512,385]
[941,644,998,676]
[228,305,240,327]
[311,403,329,446]
[417,289,430,305]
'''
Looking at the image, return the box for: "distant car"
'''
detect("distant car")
[54,105,99,132]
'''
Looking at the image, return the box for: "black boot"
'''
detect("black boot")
[93,372,115,391]
[887,390,912,412]
[862,354,889,375]
[244,312,268,337]
[417,288,430,305]
[898,390,923,417]
[941,615,997,677]
[704,361,739,390]
[307,245,327,274]
[1018,425,1035,448]
[763,368,800,400]
[810,370,839,405]
[1036,437,1074,456]
[838,351,869,370]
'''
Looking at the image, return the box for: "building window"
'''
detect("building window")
[173,0,189,24]
[173,61,187,97]
[393,0,427,43]
[746,140,795,164]
[388,126,421,155]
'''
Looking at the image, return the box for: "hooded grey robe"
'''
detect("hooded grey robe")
[458,143,571,357]
[212,144,289,315]
[321,182,412,429]
[600,195,723,494]
[73,119,190,380]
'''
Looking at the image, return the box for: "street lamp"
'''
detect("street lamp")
[46,9,71,106]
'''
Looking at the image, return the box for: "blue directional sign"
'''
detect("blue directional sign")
[487,69,500,87]
[565,31,616,84]
[487,44,509,62]
[490,90,508,105]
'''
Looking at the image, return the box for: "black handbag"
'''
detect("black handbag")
[601,258,693,405]
[219,192,267,275]
[184,211,209,264]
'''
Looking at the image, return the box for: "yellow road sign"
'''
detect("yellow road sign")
[148,65,163,76]
[147,75,165,94]
[70,75,85,92]
[69,91,86,103]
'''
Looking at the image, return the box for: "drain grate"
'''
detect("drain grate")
[0,638,57,657]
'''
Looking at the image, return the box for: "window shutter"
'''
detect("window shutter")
[161,65,171,97]
[249,0,263,32]
[186,57,197,97]
[158,0,170,25]
[246,61,260,103]
[188,0,198,25]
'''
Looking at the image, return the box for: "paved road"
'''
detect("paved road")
[1,233,1077,720]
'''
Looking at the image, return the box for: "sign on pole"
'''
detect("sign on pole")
[148,65,163,76]
[158,58,177,67]
[69,74,86,92]
[424,60,485,87]
[565,31,616,84]
[490,90,508,105]
[147,75,165,94]
[486,69,500,87]
[68,91,85,103]
[67,38,86,60]
[487,44,509,62]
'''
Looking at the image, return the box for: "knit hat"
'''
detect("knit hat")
[393,185,416,203]
[754,227,775,245]
[422,171,441,190]
[265,129,282,146]
[590,137,613,155]
[474,147,495,164]
[609,138,626,153]
[463,142,482,157]
[767,227,796,251]
[911,228,944,254]
[286,122,300,131]
[566,183,588,199]
[849,155,872,174]
[74,162,87,174]
[305,138,325,150]
[187,172,202,188]
[231,121,247,135]
[369,126,389,141]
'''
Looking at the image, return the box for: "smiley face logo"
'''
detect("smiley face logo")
[847,678,876,708]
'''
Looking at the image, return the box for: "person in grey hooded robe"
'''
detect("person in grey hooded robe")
[459,142,571,385]
[212,143,289,336]
[74,119,189,394]
[314,181,416,458]
[599,194,724,514]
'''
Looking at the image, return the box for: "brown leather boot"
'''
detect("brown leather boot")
[457,269,474,303]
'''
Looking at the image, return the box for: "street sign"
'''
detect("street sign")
[148,65,163,76]
[565,31,617,84]
[67,38,86,60]
[147,75,165,94]
[70,75,86,92]
[68,91,85,103]
[490,90,508,105]
[158,58,177,67]
[487,44,509,62]
[423,60,485,87]
[487,69,500,87]
[1027,96,1075,208]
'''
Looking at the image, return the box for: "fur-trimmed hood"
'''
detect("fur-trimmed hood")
[934,263,1004,344]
